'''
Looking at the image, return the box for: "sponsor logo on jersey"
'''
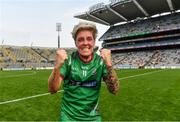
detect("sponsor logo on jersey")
[69,79,97,88]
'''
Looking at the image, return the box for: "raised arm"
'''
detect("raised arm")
[48,49,67,94]
[100,49,119,95]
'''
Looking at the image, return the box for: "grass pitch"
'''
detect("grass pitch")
[0,69,180,121]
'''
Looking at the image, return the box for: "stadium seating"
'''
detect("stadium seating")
[112,49,180,69]
[100,13,180,41]
[97,11,180,69]
[0,45,76,69]
[1,11,180,70]
[0,44,179,69]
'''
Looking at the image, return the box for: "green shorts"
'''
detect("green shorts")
[59,110,102,121]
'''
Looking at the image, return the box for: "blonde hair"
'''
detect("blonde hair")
[71,21,98,41]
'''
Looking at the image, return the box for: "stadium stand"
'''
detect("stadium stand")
[74,0,180,69]
[1,0,180,70]
[100,13,180,41]
[0,45,76,70]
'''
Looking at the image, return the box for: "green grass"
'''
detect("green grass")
[0,69,180,121]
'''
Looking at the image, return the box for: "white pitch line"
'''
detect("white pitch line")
[0,71,37,78]
[118,69,165,80]
[0,69,165,105]
[0,90,64,105]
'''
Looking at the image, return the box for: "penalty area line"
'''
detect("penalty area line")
[0,90,64,105]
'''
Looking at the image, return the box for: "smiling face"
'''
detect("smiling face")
[75,30,95,58]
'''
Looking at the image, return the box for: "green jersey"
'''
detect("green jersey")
[60,51,108,121]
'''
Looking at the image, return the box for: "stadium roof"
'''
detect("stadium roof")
[74,0,180,26]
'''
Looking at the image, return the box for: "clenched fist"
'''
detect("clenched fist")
[54,49,68,69]
[100,48,112,67]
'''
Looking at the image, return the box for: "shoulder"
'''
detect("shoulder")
[71,50,78,58]
[94,53,104,66]
[66,50,78,65]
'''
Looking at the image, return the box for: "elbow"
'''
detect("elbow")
[109,81,120,95]
[111,88,119,95]
[48,80,59,94]
[109,87,119,95]
[48,89,58,94]
[48,86,58,94]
